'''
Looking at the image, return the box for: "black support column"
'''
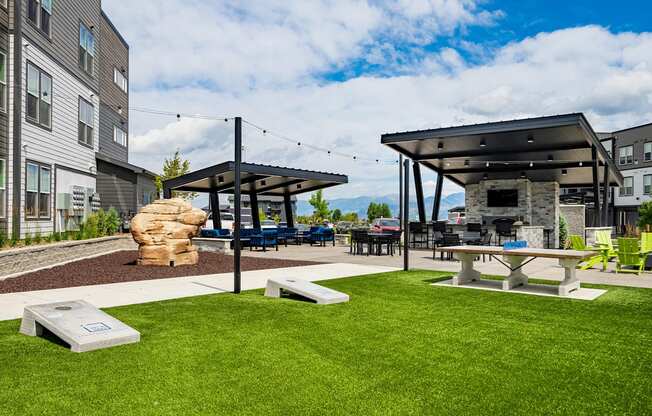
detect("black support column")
[210,191,221,229]
[283,194,294,228]
[403,159,410,271]
[432,173,444,222]
[602,163,610,227]
[591,146,601,226]
[413,162,426,223]
[233,116,242,294]
[399,155,403,226]
[250,192,261,230]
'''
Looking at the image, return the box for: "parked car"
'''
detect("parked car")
[261,220,278,229]
[335,221,354,233]
[370,218,401,232]
[207,212,253,230]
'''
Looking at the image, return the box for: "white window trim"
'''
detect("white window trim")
[644,175,652,195]
[620,177,634,197]
[79,23,95,75]
[113,67,128,93]
[645,142,652,162]
[78,97,94,147]
[28,0,52,36]
[113,125,127,147]
[26,62,52,129]
[0,51,6,113]
[25,161,52,220]
[619,146,633,165]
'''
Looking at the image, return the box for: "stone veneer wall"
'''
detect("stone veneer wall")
[560,205,586,238]
[466,179,560,247]
[0,236,137,280]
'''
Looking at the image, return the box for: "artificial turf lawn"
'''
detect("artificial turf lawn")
[0,270,651,415]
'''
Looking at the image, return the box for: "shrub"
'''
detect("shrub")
[24,232,32,246]
[106,208,121,235]
[0,230,6,248]
[638,201,652,232]
[53,232,62,242]
[559,215,569,249]
[9,233,18,247]
[95,209,108,236]
[34,231,42,245]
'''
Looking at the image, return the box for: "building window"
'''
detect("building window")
[0,51,5,113]
[26,62,52,129]
[26,162,51,219]
[645,143,652,162]
[79,24,95,75]
[645,175,652,195]
[78,97,94,146]
[619,146,633,165]
[28,0,52,36]
[620,176,634,197]
[113,126,127,146]
[113,68,128,93]
[0,158,5,218]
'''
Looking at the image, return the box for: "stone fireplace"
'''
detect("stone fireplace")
[465,179,560,248]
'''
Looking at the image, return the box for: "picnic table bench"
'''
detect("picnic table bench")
[435,246,595,297]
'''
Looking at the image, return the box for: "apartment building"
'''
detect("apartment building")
[0,0,154,238]
[610,122,652,227]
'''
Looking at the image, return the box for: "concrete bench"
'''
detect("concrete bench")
[20,300,140,353]
[264,278,349,304]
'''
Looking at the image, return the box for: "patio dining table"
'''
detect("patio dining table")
[367,232,400,256]
[435,245,595,297]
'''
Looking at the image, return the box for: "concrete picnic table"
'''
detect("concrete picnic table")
[435,246,596,296]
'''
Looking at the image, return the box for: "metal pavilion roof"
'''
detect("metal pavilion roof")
[381,113,623,188]
[162,161,348,196]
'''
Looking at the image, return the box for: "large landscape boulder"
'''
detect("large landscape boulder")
[130,198,207,266]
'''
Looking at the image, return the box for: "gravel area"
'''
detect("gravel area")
[0,251,321,294]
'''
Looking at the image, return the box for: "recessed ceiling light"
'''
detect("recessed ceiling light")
[480,139,487,147]
[483,173,488,180]
[527,135,534,143]
[520,172,526,178]
[438,142,444,150]
[548,155,554,162]
[562,169,568,175]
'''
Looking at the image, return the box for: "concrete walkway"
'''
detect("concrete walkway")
[242,244,652,289]
[0,263,397,322]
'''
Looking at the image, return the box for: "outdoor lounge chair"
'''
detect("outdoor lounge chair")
[250,229,278,252]
[569,234,604,270]
[616,238,647,274]
[200,229,231,238]
[310,227,335,247]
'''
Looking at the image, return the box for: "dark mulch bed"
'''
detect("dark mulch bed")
[0,251,321,294]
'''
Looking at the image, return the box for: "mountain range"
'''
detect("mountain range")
[297,192,465,220]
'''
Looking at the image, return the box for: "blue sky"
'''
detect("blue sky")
[102,0,652,201]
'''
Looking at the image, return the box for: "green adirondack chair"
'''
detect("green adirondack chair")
[641,232,652,254]
[569,235,603,270]
[616,238,646,274]
[595,230,617,257]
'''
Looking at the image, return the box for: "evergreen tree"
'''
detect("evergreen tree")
[155,149,195,200]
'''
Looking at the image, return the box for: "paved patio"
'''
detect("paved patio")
[242,244,652,289]
[0,263,397,321]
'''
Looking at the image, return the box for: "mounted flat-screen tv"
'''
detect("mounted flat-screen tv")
[487,189,518,207]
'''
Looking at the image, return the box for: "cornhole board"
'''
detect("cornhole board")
[265,278,349,304]
[19,300,140,353]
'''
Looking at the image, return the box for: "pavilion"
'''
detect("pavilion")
[162,161,348,230]
[381,113,623,257]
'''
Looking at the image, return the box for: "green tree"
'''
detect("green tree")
[638,201,652,232]
[559,215,569,248]
[259,208,267,222]
[309,190,330,221]
[341,212,359,222]
[155,149,195,200]
[367,202,392,221]
[331,209,342,222]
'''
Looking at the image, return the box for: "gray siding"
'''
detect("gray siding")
[615,124,652,171]
[98,102,127,161]
[22,0,101,93]
[96,158,136,215]
[98,12,127,129]
[136,174,156,210]
[0,23,7,233]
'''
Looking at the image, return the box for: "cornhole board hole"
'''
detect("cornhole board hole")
[19,300,140,353]
[265,278,349,304]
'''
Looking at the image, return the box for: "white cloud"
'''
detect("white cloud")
[99,1,652,202]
